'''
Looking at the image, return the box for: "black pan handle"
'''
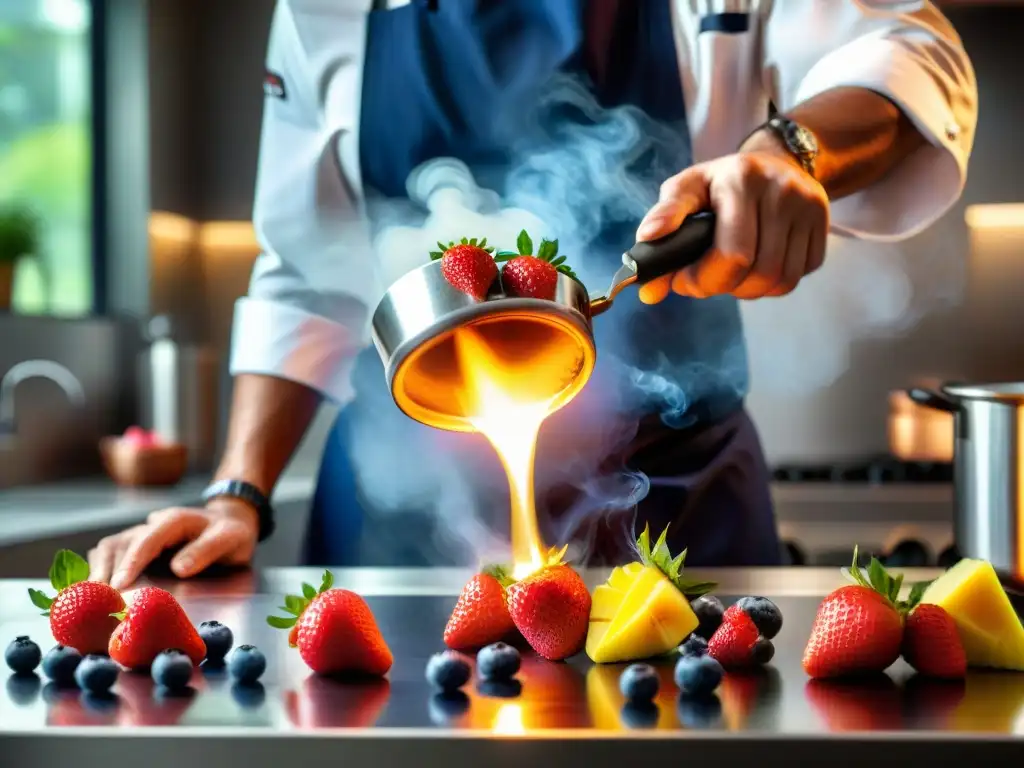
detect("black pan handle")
[624,211,716,285]
[907,387,960,413]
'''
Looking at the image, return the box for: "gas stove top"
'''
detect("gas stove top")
[772,456,952,485]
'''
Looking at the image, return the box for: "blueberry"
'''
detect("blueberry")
[5,636,42,675]
[152,649,194,691]
[198,621,234,663]
[425,651,471,691]
[752,636,775,665]
[680,634,708,657]
[619,663,660,703]
[74,654,119,694]
[41,645,82,686]
[227,645,266,685]
[476,642,521,681]
[735,596,783,639]
[674,655,723,697]
[690,595,725,640]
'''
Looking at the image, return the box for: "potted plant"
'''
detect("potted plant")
[0,203,41,312]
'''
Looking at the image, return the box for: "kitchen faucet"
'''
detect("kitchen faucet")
[0,359,86,440]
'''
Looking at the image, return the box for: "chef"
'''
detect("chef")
[90,0,976,588]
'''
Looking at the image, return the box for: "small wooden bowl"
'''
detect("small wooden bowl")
[99,437,189,487]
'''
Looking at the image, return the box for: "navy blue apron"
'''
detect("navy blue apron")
[305,0,781,567]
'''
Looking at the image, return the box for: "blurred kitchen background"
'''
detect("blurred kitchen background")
[0,0,1021,575]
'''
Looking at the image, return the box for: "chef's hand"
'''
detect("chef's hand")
[87,499,259,589]
[636,147,829,303]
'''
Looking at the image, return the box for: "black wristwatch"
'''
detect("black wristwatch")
[202,479,276,542]
[747,115,819,178]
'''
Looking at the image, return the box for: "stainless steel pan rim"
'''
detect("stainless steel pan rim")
[381,295,593,389]
[943,382,1024,403]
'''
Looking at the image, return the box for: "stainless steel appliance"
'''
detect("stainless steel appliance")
[370,213,715,432]
[910,383,1024,585]
[138,316,219,472]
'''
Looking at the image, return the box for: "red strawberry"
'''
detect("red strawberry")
[802,547,926,679]
[506,546,591,661]
[108,586,206,669]
[902,604,967,679]
[431,237,497,299]
[497,229,577,301]
[28,550,125,655]
[708,607,761,668]
[444,566,516,651]
[268,570,393,677]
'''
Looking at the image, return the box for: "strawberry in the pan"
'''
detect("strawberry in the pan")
[496,230,577,301]
[268,570,393,677]
[506,546,591,661]
[28,550,125,655]
[802,546,932,679]
[444,566,517,651]
[431,237,497,300]
[108,586,206,669]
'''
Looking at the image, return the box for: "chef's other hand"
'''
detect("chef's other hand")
[636,150,829,303]
[88,499,259,589]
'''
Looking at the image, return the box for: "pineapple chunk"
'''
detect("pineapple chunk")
[921,558,1024,671]
[607,562,643,591]
[588,568,698,663]
[590,584,625,621]
[586,526,709,664]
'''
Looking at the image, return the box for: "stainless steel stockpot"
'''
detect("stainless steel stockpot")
[371,213,716,432]
[909,383,1024,583]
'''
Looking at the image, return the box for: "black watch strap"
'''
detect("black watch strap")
[202,479,276,542]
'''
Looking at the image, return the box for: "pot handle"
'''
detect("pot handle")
[907,387,960,413]
[625,211,717,284]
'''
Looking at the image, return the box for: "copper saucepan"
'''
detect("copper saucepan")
[370,212,716,431]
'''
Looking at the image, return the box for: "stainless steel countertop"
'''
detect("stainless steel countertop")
[3,567,1023,768]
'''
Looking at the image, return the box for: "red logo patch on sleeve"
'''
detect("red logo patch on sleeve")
[263,70,286,100]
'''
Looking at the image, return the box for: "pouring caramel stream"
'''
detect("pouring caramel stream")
[453,326,562,577]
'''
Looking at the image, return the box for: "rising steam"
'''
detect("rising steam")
[344,74,962,565]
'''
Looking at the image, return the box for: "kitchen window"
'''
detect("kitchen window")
[0,0,102,316]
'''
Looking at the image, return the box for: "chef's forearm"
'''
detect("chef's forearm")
[744,86,928,201]
[213,373,322,494]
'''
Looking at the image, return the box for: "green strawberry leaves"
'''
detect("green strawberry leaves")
[845,545,932,615]
[28,589,53,613]
[636,524,717,599]
[266,569,335,630]
[50,549,90,592]
[481,564,516,589]
[28,549,91,616]
[517,230,533,257]
[429,236,494,261]
[494,229,579,280]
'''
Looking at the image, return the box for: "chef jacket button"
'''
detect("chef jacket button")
[945,122,960,141]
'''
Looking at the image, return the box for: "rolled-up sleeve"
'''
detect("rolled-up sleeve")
[230,0,375,404]
[763,0,977,241]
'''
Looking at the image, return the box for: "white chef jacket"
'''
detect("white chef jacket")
[230,0,978,406]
